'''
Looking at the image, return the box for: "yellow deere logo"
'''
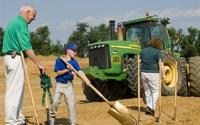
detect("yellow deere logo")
[112,55,121,64]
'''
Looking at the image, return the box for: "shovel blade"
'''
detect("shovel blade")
[113,101,130,115]
[108,108,136,125]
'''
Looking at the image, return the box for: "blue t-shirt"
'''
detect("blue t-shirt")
[54,58,81,83]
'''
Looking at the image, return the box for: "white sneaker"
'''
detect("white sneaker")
[50,112,56,118]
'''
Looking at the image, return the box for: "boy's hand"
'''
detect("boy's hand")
[67,63,73,70]
[71,71,77,77]
[84,79,91,86]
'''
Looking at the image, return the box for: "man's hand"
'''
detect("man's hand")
[38,63,46,74]
[25,50,46,73]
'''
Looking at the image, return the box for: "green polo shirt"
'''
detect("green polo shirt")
[2,16,32,54]
[140,46,162,73]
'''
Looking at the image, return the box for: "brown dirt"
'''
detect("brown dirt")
[0,56,200,125]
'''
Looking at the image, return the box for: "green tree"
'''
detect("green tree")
[51,40,63,56]
[168,27,184,52]
[168,27,177,42]
[87,24,109,44]
[181,27,199,57]
[68,22,89,57]
[30,26,52,55]
[68,22,110,57]
[196,30,200,54]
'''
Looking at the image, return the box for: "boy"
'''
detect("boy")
[51,43,81,125]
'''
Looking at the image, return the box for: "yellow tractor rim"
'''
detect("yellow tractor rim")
[164,60,178,88]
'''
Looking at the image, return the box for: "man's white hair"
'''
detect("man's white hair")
[20,4,36,14]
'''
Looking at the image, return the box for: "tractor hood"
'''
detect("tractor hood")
[83,40,141,81]
[89,40,141,52]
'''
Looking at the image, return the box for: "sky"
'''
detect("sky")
[0,0,200,44]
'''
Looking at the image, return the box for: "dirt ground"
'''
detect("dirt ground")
[0,56,200,125]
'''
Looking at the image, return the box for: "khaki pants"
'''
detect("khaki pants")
[4,55,25,125]
[51,82,76,125]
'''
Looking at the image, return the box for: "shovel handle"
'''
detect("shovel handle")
[20,51,40,125]
[173,61,177,121]
[60,56,112,106]
[137,55,141,123]
[158,59,162,119]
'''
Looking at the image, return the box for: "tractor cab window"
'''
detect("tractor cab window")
[150,25,160,38]
[126,23,151,48]
[126,22,167,48]
[126,28,142,41]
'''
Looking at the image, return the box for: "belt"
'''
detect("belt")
[3,51,21,58]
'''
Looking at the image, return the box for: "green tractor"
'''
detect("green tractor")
[82,14,200,102]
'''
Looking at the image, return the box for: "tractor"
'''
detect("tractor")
[82,14,200,102]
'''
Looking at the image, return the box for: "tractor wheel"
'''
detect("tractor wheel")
[162,56,188,96]
[161,56,176,95]
[82,79,131,102]
[188,56,200,96]
[177,57,188,96]
[100,81,132,101]
[126,58,138,96]
[126,57,144,98]
[82,79,102,102]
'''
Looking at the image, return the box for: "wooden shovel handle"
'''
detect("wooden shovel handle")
[137,55,141,123]
[60,56,112,106]
[159,59,162,119]
[20,51,40,125]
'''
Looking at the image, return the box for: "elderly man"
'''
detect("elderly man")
[2,4,45,125]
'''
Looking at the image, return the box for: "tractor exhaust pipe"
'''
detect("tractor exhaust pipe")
[117,23,124,41]
[109,20,115,40]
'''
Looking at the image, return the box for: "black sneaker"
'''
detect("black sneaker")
[145,106,155,116]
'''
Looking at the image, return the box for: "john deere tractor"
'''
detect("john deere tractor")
[82,14,200,102]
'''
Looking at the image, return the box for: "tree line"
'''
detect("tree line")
[0,23,200,58]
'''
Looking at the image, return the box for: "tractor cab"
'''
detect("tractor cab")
[122,15,171,50]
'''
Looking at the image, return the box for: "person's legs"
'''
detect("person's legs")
[63,82,76,125]
[17,110,25,124]
[148,73,159,110]
[51,83,62,115]
[16,88,25,124]
[141,72,151,108]
[4,55,25,125]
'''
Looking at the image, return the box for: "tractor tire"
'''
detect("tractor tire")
[161,56,176,95]
[126,57,144,98]
[127,58,138,96]
[82,79,132,102]
[177,57,188,96]
[162,56,188,96]
[82,80,102,102]
[100,81,132,101]
[188,56,200,96]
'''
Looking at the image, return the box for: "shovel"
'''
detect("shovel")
[172,61,178,121]
[156,59,162,122]
[137,55,141,124]
[20,51,40,125]
[60,56,136,125]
